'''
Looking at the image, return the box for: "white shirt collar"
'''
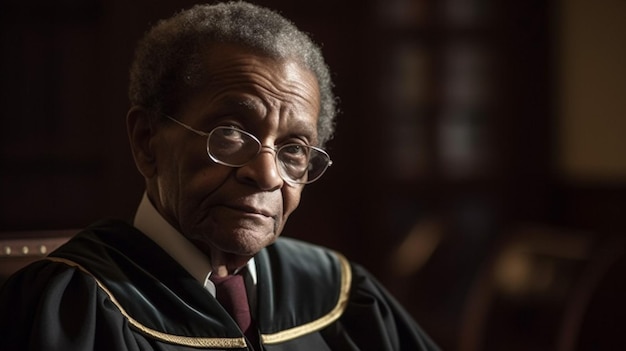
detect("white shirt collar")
[133,192,257,296]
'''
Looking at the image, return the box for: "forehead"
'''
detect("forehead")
[180,43,321,136]
[205,44,318,107]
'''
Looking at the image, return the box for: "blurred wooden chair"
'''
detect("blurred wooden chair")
[458,224,598,351]
[556,235,626,351]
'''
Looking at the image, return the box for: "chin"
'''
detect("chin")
[191,229,278,257]
[226,229,278,255]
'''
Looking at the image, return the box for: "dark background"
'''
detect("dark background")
[1,0,625,350]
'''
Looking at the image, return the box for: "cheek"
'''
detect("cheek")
[158,154,229,209]
[276,187,302,235]
[282,186,303,219]
[184,166,232,202]
[173,166,234,233]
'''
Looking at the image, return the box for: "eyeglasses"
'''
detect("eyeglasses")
[163,115,332,185]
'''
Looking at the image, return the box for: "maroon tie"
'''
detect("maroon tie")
[210,273,258,348]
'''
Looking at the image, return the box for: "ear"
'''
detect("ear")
[127,106,158,179]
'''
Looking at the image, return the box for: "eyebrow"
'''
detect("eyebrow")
[212,95,262,113]
[197,96,263,127]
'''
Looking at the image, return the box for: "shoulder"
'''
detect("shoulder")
[262,237,352,297]
[0,255,125,349]
[254,237,352,339]
[0,220,134,295]
[0,219,144,320]
[54,219,146,256]
[262,236,351,287]
[268,237,348,269]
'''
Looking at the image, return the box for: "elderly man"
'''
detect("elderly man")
[0,2,438,350]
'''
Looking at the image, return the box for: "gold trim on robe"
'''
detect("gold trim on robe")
[46,251,352,348]
[260,251,351,344]
[47,257,247,349]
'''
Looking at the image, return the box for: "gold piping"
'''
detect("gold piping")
[260,251,352,344]
[46,257,247,349]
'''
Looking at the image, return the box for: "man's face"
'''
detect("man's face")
[148,44,321,258]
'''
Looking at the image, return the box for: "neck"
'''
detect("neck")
[202,244,252,277]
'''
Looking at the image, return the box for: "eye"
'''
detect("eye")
[218,126,244,140]
[279,144,310,167]
[208,126,260,165]
[282,144,307,156]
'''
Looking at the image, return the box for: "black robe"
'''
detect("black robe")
[0,220,438,350]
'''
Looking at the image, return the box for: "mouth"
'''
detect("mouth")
[222,204,274,218]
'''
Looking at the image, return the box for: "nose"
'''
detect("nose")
[235,147,284,190]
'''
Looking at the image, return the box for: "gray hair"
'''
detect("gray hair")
[128,1,337,146]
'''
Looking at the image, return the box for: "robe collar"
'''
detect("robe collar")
[133,192,257,295]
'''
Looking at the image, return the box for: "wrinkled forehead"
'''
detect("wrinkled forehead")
[176,43,321,136]
[196,43,320,107]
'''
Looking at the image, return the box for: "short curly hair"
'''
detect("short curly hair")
[128,1,337,146]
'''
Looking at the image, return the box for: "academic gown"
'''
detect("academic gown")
[0,220,439,351]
